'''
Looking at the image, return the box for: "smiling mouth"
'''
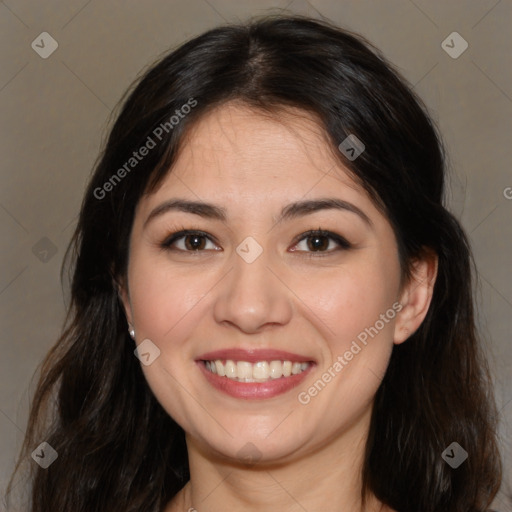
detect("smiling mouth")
[202,359,312,382]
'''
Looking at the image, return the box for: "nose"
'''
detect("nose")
[213,247,293,334]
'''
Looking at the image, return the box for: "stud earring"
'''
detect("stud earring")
[128,324,135,340]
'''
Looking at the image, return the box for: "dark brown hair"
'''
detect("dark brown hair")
[7,14,502,512]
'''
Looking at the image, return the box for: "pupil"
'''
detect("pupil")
[186,235,205,250]
[308,235,328,251]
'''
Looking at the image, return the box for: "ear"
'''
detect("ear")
[115,276,133,326]
[394,248,438,344]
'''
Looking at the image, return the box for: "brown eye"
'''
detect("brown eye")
[306,234,330,251]
[291,229,351,254]
[183,234,207,250]
[161,230,220,252]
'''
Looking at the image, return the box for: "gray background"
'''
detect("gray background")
[1,0,511,510]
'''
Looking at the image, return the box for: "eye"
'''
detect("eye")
[159,228,350,255]
[161,230,220,252]
[290,229,351,254]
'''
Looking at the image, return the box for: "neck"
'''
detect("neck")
[167,407,388,512]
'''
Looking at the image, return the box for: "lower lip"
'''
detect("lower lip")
[197,361,314,399]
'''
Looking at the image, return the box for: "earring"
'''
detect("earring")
[128,324,135,340]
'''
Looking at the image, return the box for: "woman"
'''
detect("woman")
[7,15,502,512]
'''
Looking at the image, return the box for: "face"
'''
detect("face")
[121,102,411,465]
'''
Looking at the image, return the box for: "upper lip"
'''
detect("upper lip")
[197,348,316,364]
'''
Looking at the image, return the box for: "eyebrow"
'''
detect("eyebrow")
[143,197,373,229]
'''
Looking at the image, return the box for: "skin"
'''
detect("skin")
[120,102,437,512]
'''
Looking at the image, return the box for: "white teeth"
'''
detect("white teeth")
[237,361,253,379]
[253,361,269,380]
[291,362,302,375]
[269,360,283,379]
[224,359,237,378]
[204,359,310,381]
[215,360,225,377]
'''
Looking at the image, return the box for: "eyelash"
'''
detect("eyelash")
[160,226,351,257]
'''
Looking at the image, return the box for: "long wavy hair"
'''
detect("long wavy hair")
[7,14,502,512]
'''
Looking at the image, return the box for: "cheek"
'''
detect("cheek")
[127,256,209,342]
[293,261,399,424]
[300,259,399,348]
[126,259,209,426]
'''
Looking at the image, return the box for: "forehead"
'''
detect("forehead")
[180,102,334,164]
[138,102,378,221]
